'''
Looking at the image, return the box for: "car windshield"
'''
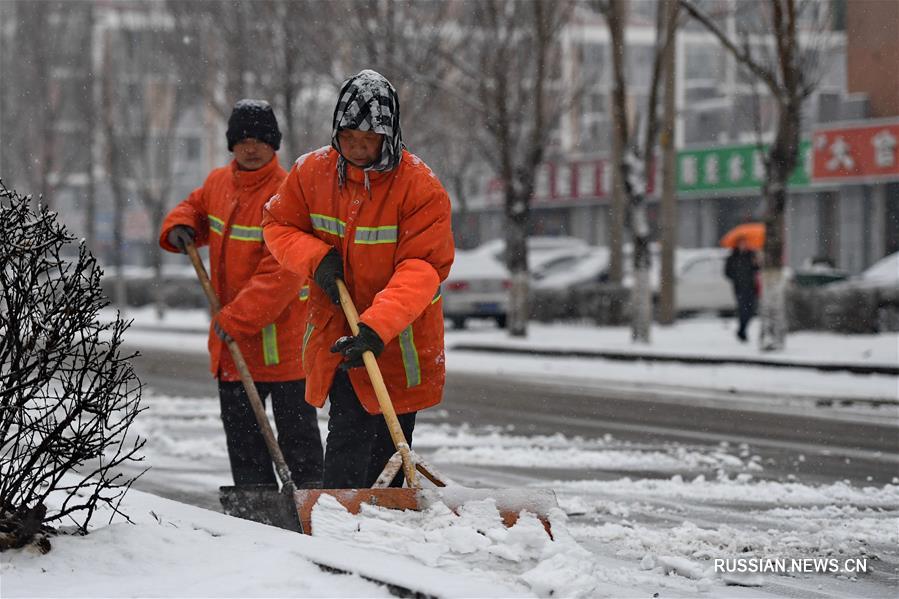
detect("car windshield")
[533,255,582,279]
[862,252,898,284]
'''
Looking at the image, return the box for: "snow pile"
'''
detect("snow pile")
[556,473,898,585]
[2,483,534,598]
[0,487,391,598]
[309,494,724,597]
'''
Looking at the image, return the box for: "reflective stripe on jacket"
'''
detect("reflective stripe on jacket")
[262,147,454,415]
[159,157,308,382]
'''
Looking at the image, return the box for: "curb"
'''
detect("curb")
[449,344,899,376]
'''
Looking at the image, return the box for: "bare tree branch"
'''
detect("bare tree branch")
[1,182,145,550]
[679,0,781,95]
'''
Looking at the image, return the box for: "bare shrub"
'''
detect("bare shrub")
[0,181,145,553]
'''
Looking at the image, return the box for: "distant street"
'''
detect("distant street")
[131,345,899,488]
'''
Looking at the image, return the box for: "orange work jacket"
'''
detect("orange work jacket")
[159,157,309,382]
[262,147,454,414]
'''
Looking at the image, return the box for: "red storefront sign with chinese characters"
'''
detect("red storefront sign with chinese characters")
[812,118,899,183]
[484,157,656,208]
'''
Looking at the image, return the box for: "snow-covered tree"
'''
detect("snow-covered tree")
[421,0,577,337]
[680,0,832,351]
[596,0,679,343]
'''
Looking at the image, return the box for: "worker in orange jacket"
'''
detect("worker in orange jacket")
[262,70,454,488]
[160,100,323,488]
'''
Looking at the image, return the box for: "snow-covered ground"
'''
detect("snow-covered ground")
[4,386,897,598]
[0,480,520,598]
[17,307,885,597]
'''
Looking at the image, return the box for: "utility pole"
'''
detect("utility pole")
[658,0,679,325]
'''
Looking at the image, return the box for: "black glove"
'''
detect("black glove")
[167,225,195,253]
[213,319,233,343]
[313,248,344,305]
[330,323,384,370]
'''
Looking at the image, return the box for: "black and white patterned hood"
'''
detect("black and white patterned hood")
[331,69,403,187]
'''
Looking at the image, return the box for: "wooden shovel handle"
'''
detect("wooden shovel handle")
[185,243,297,494]
[336,279,418,488]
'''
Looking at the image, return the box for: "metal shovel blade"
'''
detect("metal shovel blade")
[293,487,558,536]
[219,484,302,532]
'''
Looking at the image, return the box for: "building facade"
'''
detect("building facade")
[462,1,898,275]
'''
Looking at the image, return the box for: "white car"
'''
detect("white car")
[442,249,510,329]
[857,251,899,289]
[533,245,735,315]
[442,237,591,329]
[674,248,734,314]
[532,247,610,290]
[472,236,591,274]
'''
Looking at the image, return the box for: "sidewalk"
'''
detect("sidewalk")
[449,342,899,375]
[446,319,899,376]
[108,307,898,405]
[113,307,898,370]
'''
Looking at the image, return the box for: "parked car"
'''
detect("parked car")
[856,251,899,289]
[472,236,591,274]
[793,257,850,287]
[789,251,899,333]
[533,245,735,314]
[532,247,610,290]
[442,249,510,329]
[674,248,733,314]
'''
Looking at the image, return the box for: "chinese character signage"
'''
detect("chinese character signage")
[811,118,899,183]
[677,141,811,194]
[484,160,612,208]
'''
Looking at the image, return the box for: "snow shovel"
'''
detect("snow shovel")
[185,242,304,533]
[291,279,558,535]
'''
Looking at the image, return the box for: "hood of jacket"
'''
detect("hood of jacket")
[330,69,403,187]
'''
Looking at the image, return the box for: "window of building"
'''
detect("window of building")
[684,43,725,86]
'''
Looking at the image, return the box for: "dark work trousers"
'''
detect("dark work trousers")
[218,379,323,487]
[323,370,417,489]
[735,288,757,339]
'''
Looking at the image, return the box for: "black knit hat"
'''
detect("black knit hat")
[226,99,281,151]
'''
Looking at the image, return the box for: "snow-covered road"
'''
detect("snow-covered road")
[107,382,898,597]
[69,309,898,596]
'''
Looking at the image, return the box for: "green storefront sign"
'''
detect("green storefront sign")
[677,141,811,194]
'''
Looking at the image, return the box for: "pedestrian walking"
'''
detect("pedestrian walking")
[724,236,760,342]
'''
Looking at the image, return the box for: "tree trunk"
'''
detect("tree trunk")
[112,188,127,311]
[679,0,810,353]
[149,195,166,320]
[85,3,97,255]
[758,157,790,351]
[278,2,299,160]
[609,157,627,285]
[759,94,800,351]
[607,0,627,286]
[658,0,678,325]
[505,190,529,337]
[630,197,652,343]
